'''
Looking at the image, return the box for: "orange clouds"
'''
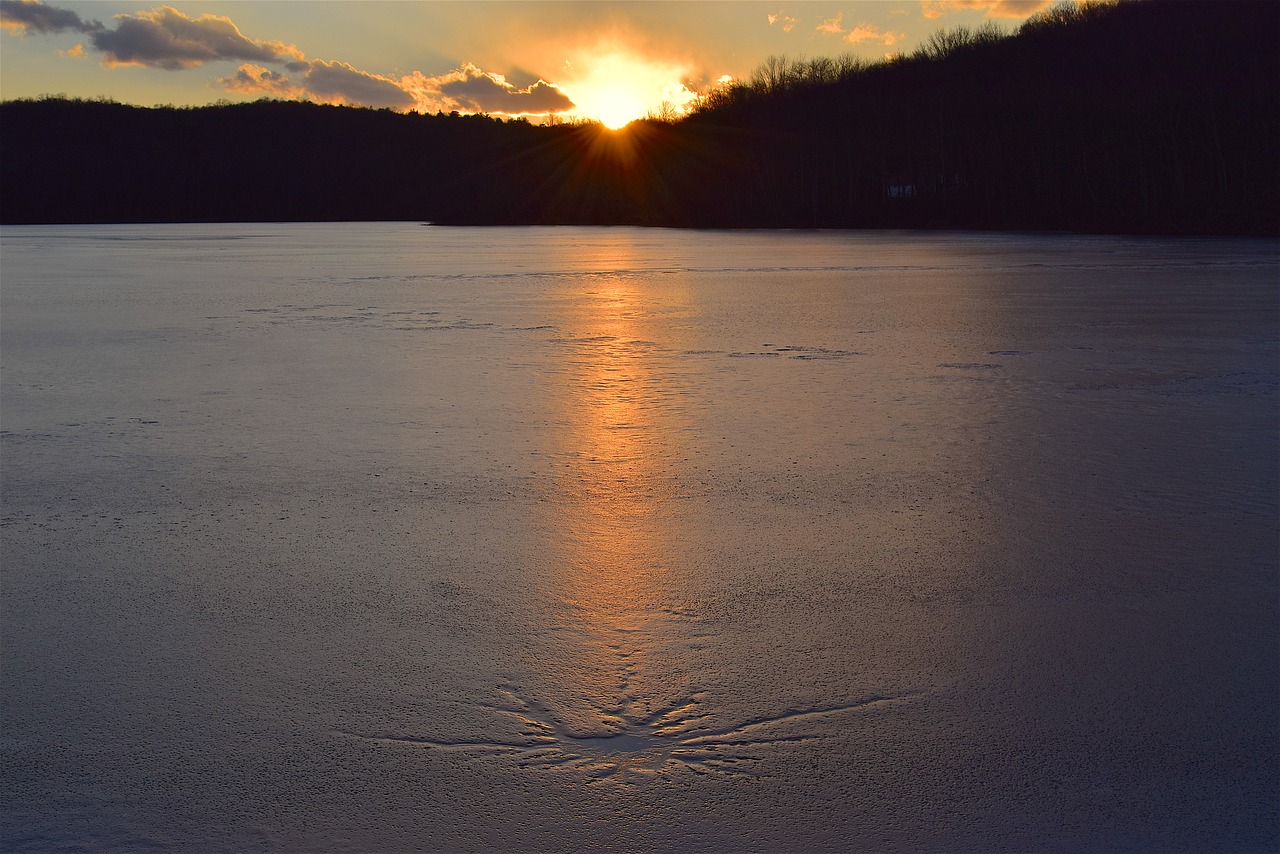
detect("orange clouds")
[921,0,1055,19]
[817,14,845,34]
[767,11,798,32]
[814,13,907,46]
[845,23,907,46]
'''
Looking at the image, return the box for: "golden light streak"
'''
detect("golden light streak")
[536,233,701,756]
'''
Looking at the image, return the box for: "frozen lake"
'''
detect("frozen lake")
[2,223,1277,851]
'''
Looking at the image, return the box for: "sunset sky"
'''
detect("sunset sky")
[2,0,1056,125]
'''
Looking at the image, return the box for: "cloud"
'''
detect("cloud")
[815,13,905,46]
[90,5,305,71]
[304,60,416,110]
[816,14,845,34]
[2,2,305,69]
[223,61,574,116]
[921,0,1052,19]
[0,0,100,34]
[221,63,304,100]
[434,63,574,115]
[846,23,907,46]
[221,61,414,110]
[767,10,797,31]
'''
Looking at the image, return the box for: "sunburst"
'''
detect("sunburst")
[558,50,699,128]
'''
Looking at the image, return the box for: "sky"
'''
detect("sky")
[1,0,1058,126]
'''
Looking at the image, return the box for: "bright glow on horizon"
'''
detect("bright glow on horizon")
[558,49,699,128]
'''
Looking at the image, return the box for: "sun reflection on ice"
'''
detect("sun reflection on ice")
[546,237,689,731]
[332,230,938,783]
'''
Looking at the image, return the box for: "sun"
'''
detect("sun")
[580,86,646,130]
[558,50,698,129]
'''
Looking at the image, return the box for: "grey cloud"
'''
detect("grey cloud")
[88,6,303,70]
[303,60,415,110]
[0,0,101,34]
[2,2,304,69]
[440,70,573,114]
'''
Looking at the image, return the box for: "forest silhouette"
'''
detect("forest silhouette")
[2,0,1275,234]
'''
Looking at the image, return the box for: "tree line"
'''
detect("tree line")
[2,0,1275,234]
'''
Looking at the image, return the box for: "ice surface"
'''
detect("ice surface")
[2,223,1277,851]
